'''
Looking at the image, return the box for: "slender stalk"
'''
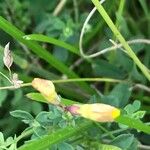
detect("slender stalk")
[101,128,128,138]
[138,144,150,150]
[0,71,12,83]
[91,0,150,81]
[117,0,125,23]
[16,129,33,143]
[73,0,79,23]
[52,78,122,83]
[130,83,150,93]
[95,123,115,139]
[0,85,15,90]
[53,0,67,16]
[0,78,123,90]
[8,68,12,81]
[82,39,150,58]
[79,0,105,57]
[0,83,31,90]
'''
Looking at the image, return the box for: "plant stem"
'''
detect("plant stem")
[117,0,125,23]
[95,123,115,139]
[73,0,79,23]
[52,78,123,83]
[0,82,31,90]
[0,71,12,83]
[81,38,150,59]
[16,129,33,143]
[53,0,67,16]
[91,0,150,81]
[0,78,123,90]
[130,83,150,93]
[101,128,128,139]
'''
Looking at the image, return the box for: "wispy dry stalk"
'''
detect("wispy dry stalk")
[53,0,67,16]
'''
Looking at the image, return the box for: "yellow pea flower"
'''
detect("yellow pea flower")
[31,78,60,105]
[67,103,120,122]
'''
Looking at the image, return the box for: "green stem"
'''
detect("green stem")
[118,0,125,19]
[91,0,150,81]
[101,128,128,138]
[16,129,33,143]
[0,78,123,90]
[95,123,115,139]
[52,78,123,83]
[0,71,12,83]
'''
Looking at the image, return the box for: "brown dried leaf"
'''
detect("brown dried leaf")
[3,42,13,70]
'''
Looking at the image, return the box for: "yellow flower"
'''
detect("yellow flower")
[32,78,60,105]
[67,103,120,122]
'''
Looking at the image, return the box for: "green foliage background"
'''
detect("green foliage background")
[0,0,150,149]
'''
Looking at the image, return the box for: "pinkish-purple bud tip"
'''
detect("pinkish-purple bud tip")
[66,105,80,115]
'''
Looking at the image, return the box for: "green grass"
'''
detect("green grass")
[92,0,150,81]
[0,1,150,149]
[0,16,95,95]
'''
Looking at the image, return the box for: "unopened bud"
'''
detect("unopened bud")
[67,103,120,122]
[32,78,60,105]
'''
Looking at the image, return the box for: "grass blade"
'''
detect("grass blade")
[18,121,92,150]
[91,0,150,81]
[23,34,80,55]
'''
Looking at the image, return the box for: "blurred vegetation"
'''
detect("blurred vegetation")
[0,0,150,149]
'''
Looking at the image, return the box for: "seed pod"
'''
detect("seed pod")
[32,78,60,105]
[67,103,120,122]
[3,42,13,70]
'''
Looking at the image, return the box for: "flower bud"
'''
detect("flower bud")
[32,78,60,105]
[67,103,120,122]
